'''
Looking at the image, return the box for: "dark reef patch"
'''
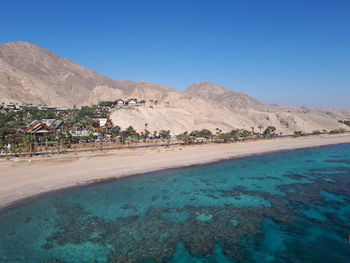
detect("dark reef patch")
[324,159,350,164]
[2,143,350,263]
[41,165,350,262]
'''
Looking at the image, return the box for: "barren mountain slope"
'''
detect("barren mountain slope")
[110,105,349,135]
[0,41,349,135]
[187,82,269,111]
[0,41,117,107]
[0,56,67,106]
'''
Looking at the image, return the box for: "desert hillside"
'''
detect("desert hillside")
[187,81,269,111]
[110,104,349,135]
[0,41,349,134]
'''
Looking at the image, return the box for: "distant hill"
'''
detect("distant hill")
[1,41,349,134]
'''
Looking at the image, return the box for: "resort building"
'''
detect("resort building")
[41,119,64,131]
[25,121,54,135]
[55,108,68,114]
[113,98,144,108]
[38,105,57,111]
[115,99,125,107]
[92,118,108,128]
[70,129,91,137]
[0,103,69,113]
[25,119,64,135]
[126,98,138,106]
[0,103,21,112]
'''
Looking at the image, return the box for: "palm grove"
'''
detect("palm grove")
[2,100,346,155]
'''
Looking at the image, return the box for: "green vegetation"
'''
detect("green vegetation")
[139,129,150,140]
[216,132,233,142]
[211,129,253,143]
[159,130,171,140]
[176,128,255,144]
[118,126,138,143]
[338,120,350,127]
[8,104,335,156]
[189,129,213,139]
[177,131,195,144]
[263,126,276,137]
[293,131,304,137]
[0,107,58,138]
[0,104,111,151]
[329,128,346,134]
[98,101,114,107]
[238,129,252,140]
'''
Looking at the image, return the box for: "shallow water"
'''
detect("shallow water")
[0,144,349,263]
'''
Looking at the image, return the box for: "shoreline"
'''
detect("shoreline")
[1,134,350,209]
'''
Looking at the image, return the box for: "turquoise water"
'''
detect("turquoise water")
[0,144,350,263]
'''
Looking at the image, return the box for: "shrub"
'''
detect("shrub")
[338,120,350,127]
[329,128,345,134]
[293,131,304,137]
[190,129,213,139]
[263,126,277,137]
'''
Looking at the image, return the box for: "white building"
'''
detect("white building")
[115,99,125,107]
[126,98,138,106]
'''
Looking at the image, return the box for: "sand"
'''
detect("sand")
[1,134,350,208]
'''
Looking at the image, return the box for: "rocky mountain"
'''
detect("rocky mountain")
[0,41,349,134]
[0,41,118,107]
[187,82,268,111]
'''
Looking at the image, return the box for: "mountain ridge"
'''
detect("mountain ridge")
[187,81,269,111]
[0,41,349,134]
[0,42,270,110]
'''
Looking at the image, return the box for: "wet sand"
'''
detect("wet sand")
[1,134,350,208]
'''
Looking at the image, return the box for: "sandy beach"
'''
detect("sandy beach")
[1,134,350,208]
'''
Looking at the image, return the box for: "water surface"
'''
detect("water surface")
[0,144,350,262]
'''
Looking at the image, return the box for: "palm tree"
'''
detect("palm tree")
[239,129,252,140]
[144,129,150,140]
[159,130,171,140]
[215,128,222,135]
[153,130,158,137]
[258,125,264,134]
[263,126,277,138]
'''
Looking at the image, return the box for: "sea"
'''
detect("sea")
[0,143,349,263]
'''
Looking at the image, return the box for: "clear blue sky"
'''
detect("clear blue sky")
[1,0,350,109]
